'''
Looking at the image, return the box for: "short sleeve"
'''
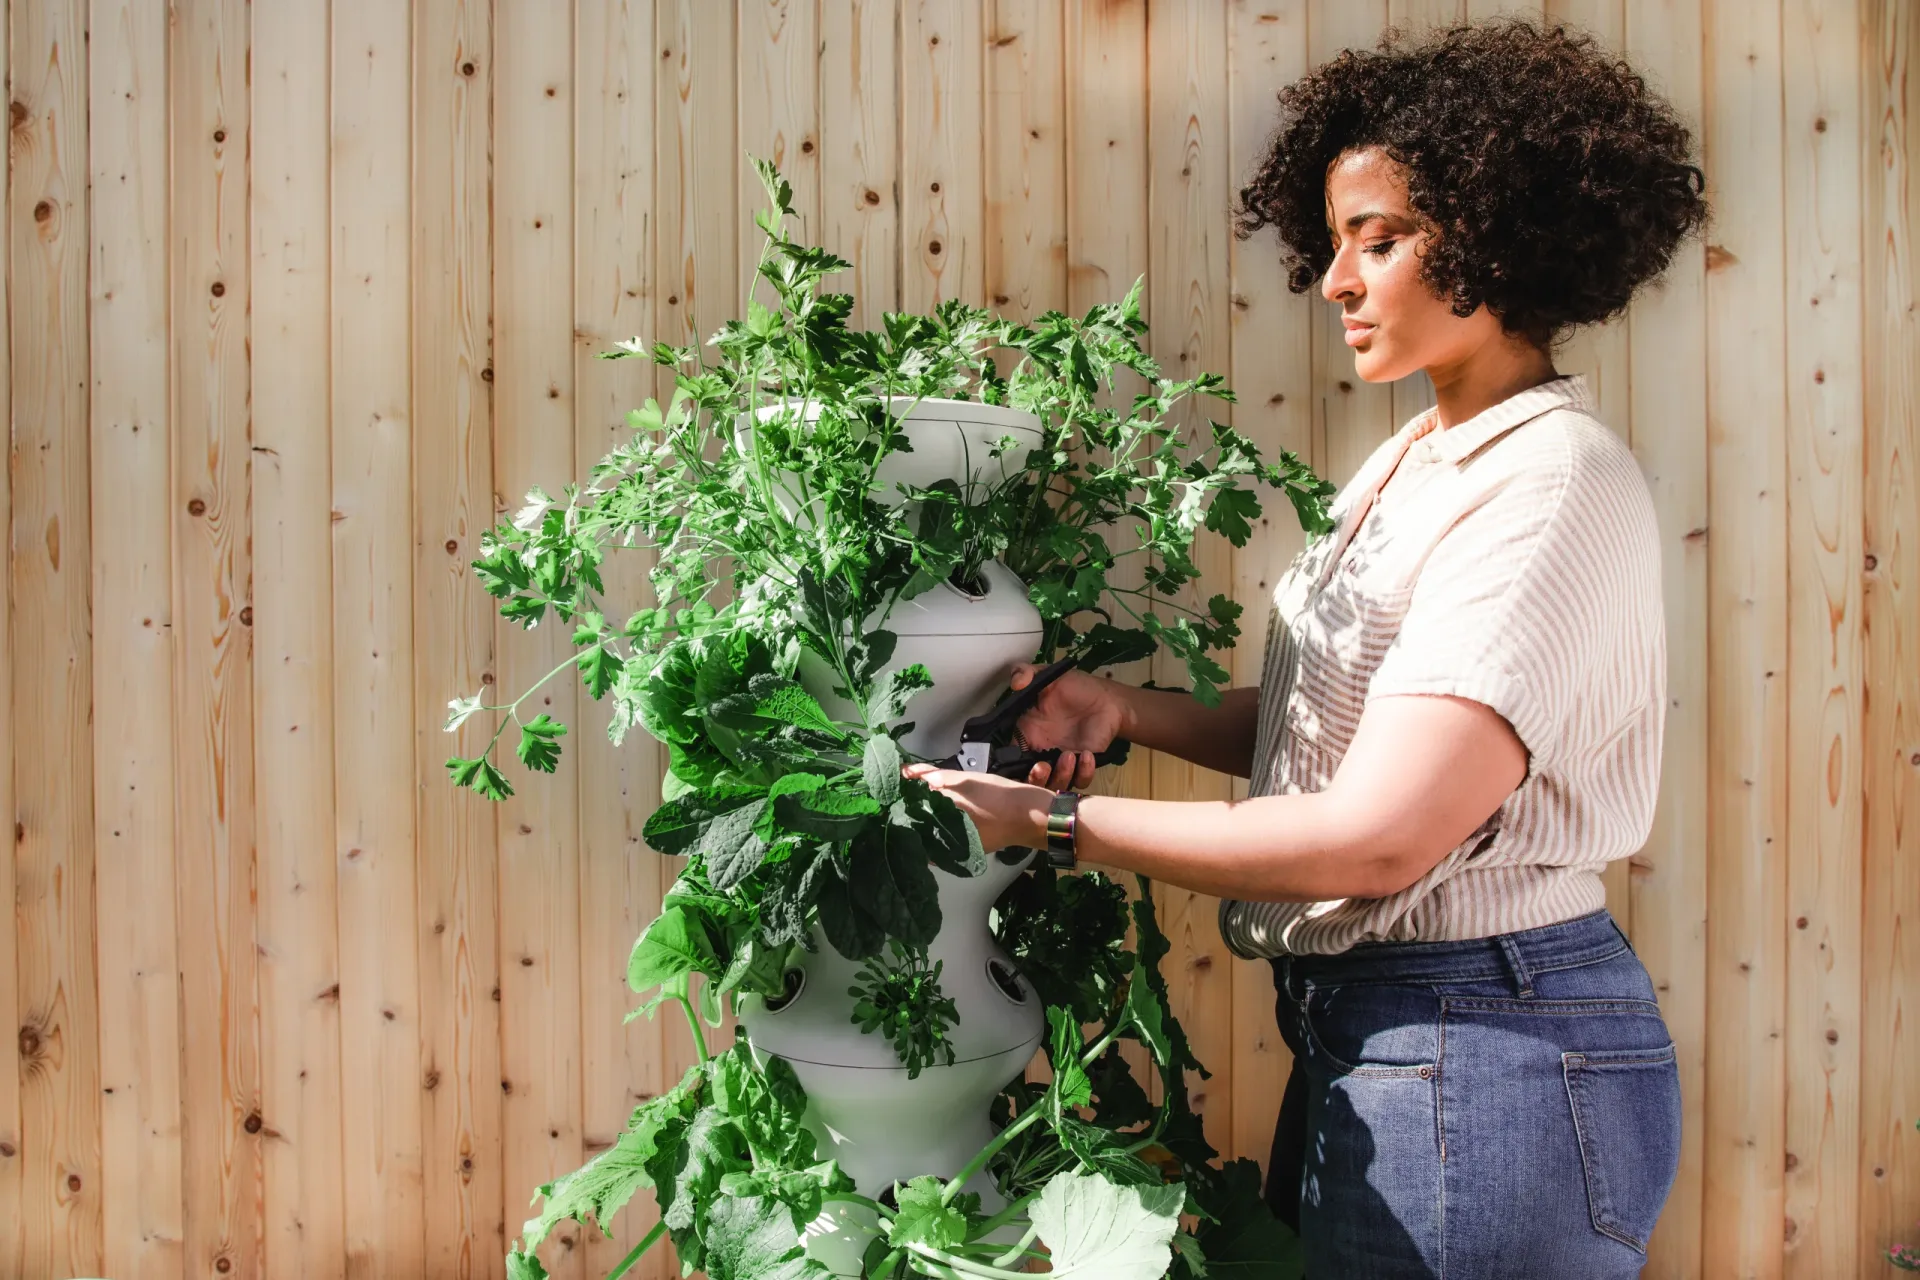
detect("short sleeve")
[1367,436,1649,777]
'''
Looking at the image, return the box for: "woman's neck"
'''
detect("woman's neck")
[1425,335,1559,430]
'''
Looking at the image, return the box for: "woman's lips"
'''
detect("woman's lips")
[1343,321,1376,347]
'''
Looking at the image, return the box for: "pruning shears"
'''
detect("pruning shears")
[938,657,1132,779]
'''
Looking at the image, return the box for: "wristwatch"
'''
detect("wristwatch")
[1044,791,1081,869]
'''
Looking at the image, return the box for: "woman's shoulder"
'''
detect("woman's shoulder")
[1480,404,1653,519]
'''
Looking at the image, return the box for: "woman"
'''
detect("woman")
[904,19,1707,1279]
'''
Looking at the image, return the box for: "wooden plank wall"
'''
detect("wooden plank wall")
[1,2,1915,1277]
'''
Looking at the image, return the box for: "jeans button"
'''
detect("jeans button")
[1418,1065,1432,1080]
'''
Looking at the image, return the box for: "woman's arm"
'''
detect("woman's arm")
[912,691,1527,902]
[1114,683,1263,779]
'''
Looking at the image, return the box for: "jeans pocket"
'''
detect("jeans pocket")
[1562,1044,1682,1253]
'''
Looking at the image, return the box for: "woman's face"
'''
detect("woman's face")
[1321,147,1503,383]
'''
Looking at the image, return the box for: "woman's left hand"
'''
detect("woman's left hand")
[901,763,1053,852]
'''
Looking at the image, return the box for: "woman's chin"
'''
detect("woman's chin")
[1350,346,1404,383]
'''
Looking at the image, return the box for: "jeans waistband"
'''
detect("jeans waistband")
[1270,909,1629,996]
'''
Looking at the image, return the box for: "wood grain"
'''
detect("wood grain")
[903,0,987,309]
[89,0,186,1273]
[253,0,349,1274]
[1225,0,1313,1168]
[820,0,901,326]
[739,0,821,255]
[1780,0,1865,1271]
[0,0,20,1268]
[575,2,668,1275]
[413,0,507,1273]
[169,0,263,1274]
[1148,0,1238,1160]
[333,2,429,1272]
[1859,0,1920,1270]
[496,3,587,1276]
[1702,2,1792,1274]
[986,0,1067,323]
[10,1,102,1275]
[1623,0,1710,1270]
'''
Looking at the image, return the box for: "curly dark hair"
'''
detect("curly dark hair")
[1235,19,1707,348]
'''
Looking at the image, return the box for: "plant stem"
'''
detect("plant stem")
[941,1104,1046,1207]
[605,1219,667,1280]
[907,1242,1037,1280]
[677,991,710,1064]
[971,1190,1039,1240]
[989,1223,1042,1270]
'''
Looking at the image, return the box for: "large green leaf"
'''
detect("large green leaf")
[516,1064,704,1255]
[1030,1170,1186,1280]
[849,829,941,947]
[703,1194,831,1280]
[627,905,721,992]
[774,787,881,841]
[861,733,902,808]
[701,798,772,890]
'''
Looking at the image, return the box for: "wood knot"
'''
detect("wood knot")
[188,498,207,516]
[1705,244,1738,272]
[930,181,941,194]
[480,366,494,382]
[993,294,1009,305]
[501,1079,514,1095]
[18,1026,41,1059]
[210,281,225,297]
[1825,1029,1839,1044]
[382,1008,397,1021]
[445,539,459,554]
[243,1112,263,1134]
[1866,553,1879,572]
[1338,381,1353,393]
[239,606,253,626]
[0,1142,14,1158]
[33,200,50,223]
[1785,1151,1799,1170]
[9,102,27,126]
[67,1173,82,1192]
[213,128,226,143]
[1795,916,1808,929]
[461,62,476,77]
[800,139,814,154]
[864,189,881,206]
[520,956,535,967]
[928,240,943,256]
[216,1257,232,1274]
[1814,117,1828,132]
[424,1069,441,1091]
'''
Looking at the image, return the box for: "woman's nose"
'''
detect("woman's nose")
[1322,243,1361,303]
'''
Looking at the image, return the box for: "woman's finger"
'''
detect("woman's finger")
[1008,663,1035,691]
[1074,751,1096,791]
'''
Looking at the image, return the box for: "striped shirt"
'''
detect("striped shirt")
[1219,376,1665,957]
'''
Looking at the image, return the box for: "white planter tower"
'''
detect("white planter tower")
[733,399,1049,1275]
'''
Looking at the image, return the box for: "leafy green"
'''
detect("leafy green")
[1030,1170,1187,1280]
[849,942,959,1078]
[705,1194,832,1280]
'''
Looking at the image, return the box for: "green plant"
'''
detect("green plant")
[851,942,960,1080]
[462,156,1325,1278]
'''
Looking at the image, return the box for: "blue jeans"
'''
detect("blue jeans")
[1264,910,1681,1279]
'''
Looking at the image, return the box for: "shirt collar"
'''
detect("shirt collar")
[1406,374,1592,465]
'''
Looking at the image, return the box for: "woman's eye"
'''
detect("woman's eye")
[1363,239,1397,257]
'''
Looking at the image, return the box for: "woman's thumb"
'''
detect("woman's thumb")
[1008,663,1036,690]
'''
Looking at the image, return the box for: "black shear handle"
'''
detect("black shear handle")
[984,737,1132,781]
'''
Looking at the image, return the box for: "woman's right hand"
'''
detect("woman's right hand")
[1008,663,1131,792]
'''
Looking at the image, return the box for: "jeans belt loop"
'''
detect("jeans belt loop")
[1497,933,1536,999]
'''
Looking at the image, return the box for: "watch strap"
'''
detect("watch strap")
[1044,791,1080,869]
